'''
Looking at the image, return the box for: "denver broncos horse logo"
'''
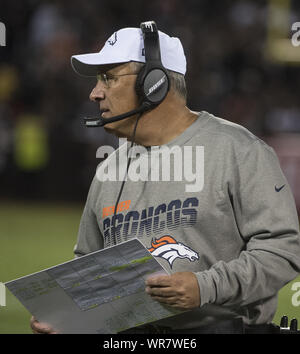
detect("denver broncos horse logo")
[148,235,199,268]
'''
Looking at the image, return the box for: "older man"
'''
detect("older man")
[31,21,300,334]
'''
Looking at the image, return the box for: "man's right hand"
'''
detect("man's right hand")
[30,316,58,334]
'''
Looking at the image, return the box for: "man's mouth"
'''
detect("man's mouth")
[101,109,110,117]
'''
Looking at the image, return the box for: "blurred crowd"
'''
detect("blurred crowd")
[0,0,299,209]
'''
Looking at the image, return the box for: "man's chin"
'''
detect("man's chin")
[103,123,126,138]
[103,115,137,137]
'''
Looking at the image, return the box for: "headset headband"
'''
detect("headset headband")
[140,21,162,64]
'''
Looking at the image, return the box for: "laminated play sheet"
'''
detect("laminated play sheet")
[5,238,182,333]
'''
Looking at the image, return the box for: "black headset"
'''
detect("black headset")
[135,21,170,108]
[84,20,170,127]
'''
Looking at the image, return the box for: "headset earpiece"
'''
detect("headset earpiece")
[135,64,169,106]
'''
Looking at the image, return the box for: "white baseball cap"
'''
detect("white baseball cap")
[71,27,186,76]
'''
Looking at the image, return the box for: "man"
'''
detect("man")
[31,23,300,334]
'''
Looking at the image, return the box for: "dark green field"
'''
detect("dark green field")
[0,202,299,333]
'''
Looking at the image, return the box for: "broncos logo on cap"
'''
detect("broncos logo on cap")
[107,32,117,46]
[148,235,199,268]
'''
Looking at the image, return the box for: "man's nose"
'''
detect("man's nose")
[89,81,105,102]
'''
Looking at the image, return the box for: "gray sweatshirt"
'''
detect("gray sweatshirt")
[74,111,300,329]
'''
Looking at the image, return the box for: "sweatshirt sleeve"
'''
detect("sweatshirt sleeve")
[196,139,300,307]
[73,176,104,258]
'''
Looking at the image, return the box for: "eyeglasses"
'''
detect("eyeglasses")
[96,72,138,88]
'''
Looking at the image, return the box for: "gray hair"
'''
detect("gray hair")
[130,62,187,101]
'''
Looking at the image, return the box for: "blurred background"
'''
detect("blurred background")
[0,0,300,333]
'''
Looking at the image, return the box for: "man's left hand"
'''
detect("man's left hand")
[145,271,201,310]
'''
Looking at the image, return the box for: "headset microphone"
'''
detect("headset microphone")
[84,102,151,127]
